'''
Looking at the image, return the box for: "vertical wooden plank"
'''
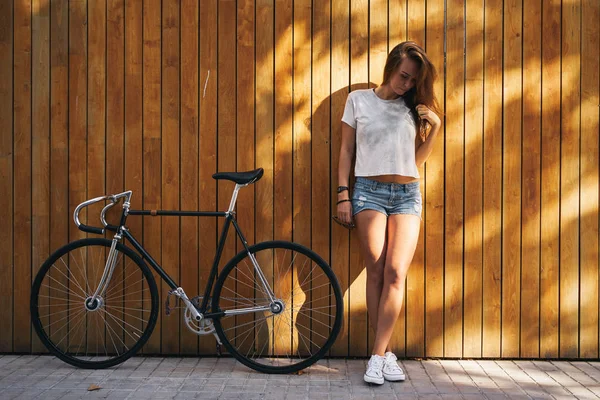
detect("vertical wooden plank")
[407,0,425,42]
[311,0,331,355]
[255,4,274,248]
[444,0,464,358]
[330,0,350,357]
[198,0,217,355]
[520,0,541,358]
[463,0,484,358]
[87,0,107,352]
[293,0,311,249]
[49,0,69,348]
[68,0,88,354]
[424,0,444,358]
[180,0,199,355]
[124,0,144,352]
[501,0,522,358]
[254,5,274,235]
[560,0,580,358]
[255,0,274,357]
[0,0,13,352]
[88,0,106,202]
[482,0,502,358]
[216,0,237,355]
[369,0,386,88]
[13,0,32,353]
[579,0,599,359]
[389,0,407,44]
[405,0,425,358]
[539,0,560,359]
[235,0,255,356]
[348,0,368,358]
[107,0,124,203]
[161,0,180,355]
[293,0,311,356]
[31,0,50,353]
[273,0,292,356]
[273,0,292,247]
[69,0,87,243]
[142,0,162,353]
[106,0,125,349]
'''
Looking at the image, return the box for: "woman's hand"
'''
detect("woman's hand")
[416,104,441,128]
[337,198,353,226]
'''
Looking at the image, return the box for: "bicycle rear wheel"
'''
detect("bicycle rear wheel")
[212,241,343,374]
[31,238,159,369]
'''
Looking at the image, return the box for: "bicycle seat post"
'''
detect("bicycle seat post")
[227,184,243,215]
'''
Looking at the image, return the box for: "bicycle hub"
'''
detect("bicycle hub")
[270,300,285,314]
[84,296,103,311]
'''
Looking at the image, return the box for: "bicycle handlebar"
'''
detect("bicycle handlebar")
[73,191,132,234]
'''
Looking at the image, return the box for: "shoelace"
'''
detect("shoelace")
[385,353,404,373]
[385,360,403,373]
[368,356,385,376]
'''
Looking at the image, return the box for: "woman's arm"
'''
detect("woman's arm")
[414,104,441,167]
[338,122,356,190]
[415,123,440,167]
[337,122,356,224]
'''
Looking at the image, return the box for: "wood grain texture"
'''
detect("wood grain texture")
[0,0,14,353]
[2,0,598,358]
[424,0,444,358]
[13,0,32,353]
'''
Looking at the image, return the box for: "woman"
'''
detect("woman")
[336,41,441,385]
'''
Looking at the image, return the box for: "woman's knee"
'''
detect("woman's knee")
[366,262,385,285]
[383,264,409,288]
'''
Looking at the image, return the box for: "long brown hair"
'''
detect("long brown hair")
[382,41,441,140]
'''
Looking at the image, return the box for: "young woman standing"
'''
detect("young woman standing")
[336,41,441,385]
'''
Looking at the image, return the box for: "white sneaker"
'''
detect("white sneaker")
[382,352,406,381]
[364,354,386,385]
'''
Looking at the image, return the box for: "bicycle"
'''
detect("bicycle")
[31,168,343,374]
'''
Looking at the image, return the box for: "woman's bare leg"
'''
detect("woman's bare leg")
[371,214,420,356]
[354,210,388,345]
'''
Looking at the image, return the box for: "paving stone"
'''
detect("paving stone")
[2,357,599,399]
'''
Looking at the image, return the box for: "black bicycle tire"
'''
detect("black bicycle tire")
[212,240,343,374]
[30,238,159,369]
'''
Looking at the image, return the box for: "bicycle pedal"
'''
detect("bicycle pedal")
[165,289,178,316]
[216,342,222,356]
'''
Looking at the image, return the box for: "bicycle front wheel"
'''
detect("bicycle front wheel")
[212,241,343,374]
[31,238,159,369]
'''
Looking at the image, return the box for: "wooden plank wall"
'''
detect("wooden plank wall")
[1,0,598,359]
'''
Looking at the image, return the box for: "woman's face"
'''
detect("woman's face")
[389,58,419,96]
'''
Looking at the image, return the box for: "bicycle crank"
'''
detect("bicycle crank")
[181,296,212,334]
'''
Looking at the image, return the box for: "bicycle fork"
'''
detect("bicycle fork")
[85,233,122,311]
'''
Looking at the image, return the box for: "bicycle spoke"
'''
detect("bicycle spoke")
[102,308,145,339]
[98,309,129,355]
[37,301,83,307]
[53,308,88,349]
[56,257,88,297]
[280,310,314,356]
[32,241,157,368]
[214,243,341,372]
[222,312,275,333]
[41,279,87,301]
[219,285,268,309]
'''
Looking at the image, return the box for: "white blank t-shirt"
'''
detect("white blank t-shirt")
[341,89,419,179]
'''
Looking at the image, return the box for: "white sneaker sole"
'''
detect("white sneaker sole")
[363,374,384,385]
[383,373,406,382]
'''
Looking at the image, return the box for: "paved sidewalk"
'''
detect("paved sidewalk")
[1,355,600,399]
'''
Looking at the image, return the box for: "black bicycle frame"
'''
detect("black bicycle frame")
[112,208,254,318]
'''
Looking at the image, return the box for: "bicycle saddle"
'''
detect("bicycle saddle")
[212,168,264,184]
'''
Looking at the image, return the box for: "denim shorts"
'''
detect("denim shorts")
[351,177,422,219]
